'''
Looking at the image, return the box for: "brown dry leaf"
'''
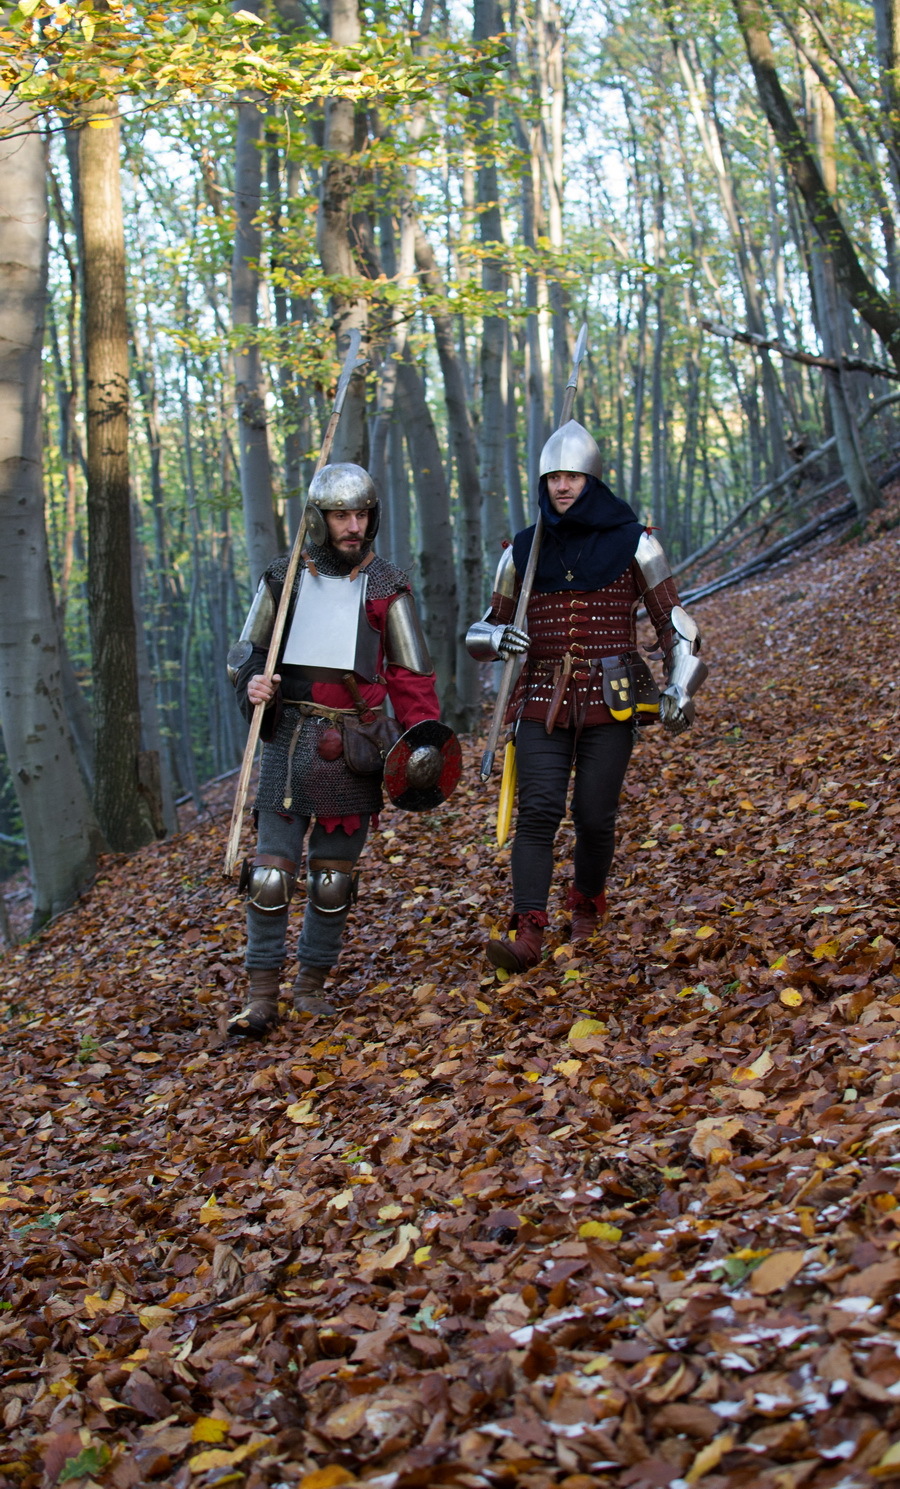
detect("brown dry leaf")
[749,1249,809,1295]
[689,1116,745,1159]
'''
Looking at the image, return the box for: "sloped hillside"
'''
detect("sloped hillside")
[2,516,900,1489]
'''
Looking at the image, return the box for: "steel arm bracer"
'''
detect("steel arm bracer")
[660,605,708,733]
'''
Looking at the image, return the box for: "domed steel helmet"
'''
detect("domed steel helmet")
[305,462,380,546]
[538,419,603,481]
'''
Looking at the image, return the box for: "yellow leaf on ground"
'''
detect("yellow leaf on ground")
[733,1050,774,1081]
[132,1051,163,1064]
[299,1466,357,1488]
[578,1221,622,1242]
[413,1246,432,1265]
[873,1442,900,1476]
[189,1441,266,1473]
[286,1099,315,1122]
[327,1189,353,1211]
[686,1432,735,1483]
[780,988,804,1007]
[749,1249,808,1295]
[198,1195,223,1225]
[813,938,840,960]
[191,1417,229,1444]
[83,1287,127,1318]
[554,1059,582,1077]
[138,1306,174,1329]
[695,925,715,939]
[738,798,754,810]
[568,1018,606,1041]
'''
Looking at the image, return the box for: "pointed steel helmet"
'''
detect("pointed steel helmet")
[306,462,380,546]
[538,420,603,481]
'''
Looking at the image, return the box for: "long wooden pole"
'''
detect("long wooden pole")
[224,330,362,874]
[479,322,588,782]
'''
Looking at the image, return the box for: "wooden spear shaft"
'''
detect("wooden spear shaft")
[479,322,588,782]
[223,329,362,875]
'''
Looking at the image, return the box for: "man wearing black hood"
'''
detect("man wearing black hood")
[467,421,708,973]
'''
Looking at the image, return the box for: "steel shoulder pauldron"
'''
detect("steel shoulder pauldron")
[383,591,434,675]
[466,547,518,661]
[227,579,275,684]
[633,530,672,589]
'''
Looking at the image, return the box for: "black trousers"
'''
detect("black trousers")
[510,718,634,914]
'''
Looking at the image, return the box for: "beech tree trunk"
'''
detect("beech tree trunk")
[232,75,278,585]
[414,227,482,726]
[0,98,105,926]
[395,350,458,714]
[732,0,900,371]
[78,96,155,851]
[317,0,368,461]
[473,0,509,553]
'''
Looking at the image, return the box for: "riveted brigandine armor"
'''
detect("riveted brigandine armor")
[229,534,439,822]
[467,531,706,732]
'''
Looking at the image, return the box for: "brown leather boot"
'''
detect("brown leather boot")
[486,911,548,972]
[293,965,338,1017]
[227,967,282,1038]
[567,887,608,941]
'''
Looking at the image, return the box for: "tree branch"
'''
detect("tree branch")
[700,317,900,382]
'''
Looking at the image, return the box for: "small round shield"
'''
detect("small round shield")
[384,720,462,811]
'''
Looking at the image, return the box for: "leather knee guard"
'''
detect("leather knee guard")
[307,857,359,916]
[240,854,297,915]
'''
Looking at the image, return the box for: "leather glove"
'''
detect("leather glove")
[492,624,530,660]
[659,685,694,735]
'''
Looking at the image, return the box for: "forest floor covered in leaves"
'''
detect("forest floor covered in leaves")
[3,512,900,1489]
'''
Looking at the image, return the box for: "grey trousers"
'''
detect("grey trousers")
[245,810,370,972]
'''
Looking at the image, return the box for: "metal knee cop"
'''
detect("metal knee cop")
[307,858,359,916]
[240,854,297,915]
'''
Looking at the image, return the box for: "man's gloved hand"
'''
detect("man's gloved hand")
[659,685,694,735]
[492,624,530,660]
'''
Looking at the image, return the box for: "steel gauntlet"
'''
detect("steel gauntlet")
[660,605,708,734]
[466,615,530,662]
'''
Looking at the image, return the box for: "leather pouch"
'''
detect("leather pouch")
[601,656,635,720]
[343,713,402,775]
[631,655,660,725]
[316,726,344,761]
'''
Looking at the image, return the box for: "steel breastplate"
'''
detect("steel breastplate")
[281,569,380,682]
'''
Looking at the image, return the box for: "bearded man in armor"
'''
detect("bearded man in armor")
[467,421,708,973]
[226,463,442,1036]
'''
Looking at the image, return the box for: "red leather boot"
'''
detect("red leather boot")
[567,888,608,942]
[486,911,548,972]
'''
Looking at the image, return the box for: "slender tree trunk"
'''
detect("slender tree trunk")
[232,77,278,585]
[0,99,105,925]
[473,0,509,555]
[78,96,154,851]
[395,349,458,717]
[732,0,900,370]
[267,125,305,541]
[804,52,880,516]
[414,225,483,725]
[317,0,369,461]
